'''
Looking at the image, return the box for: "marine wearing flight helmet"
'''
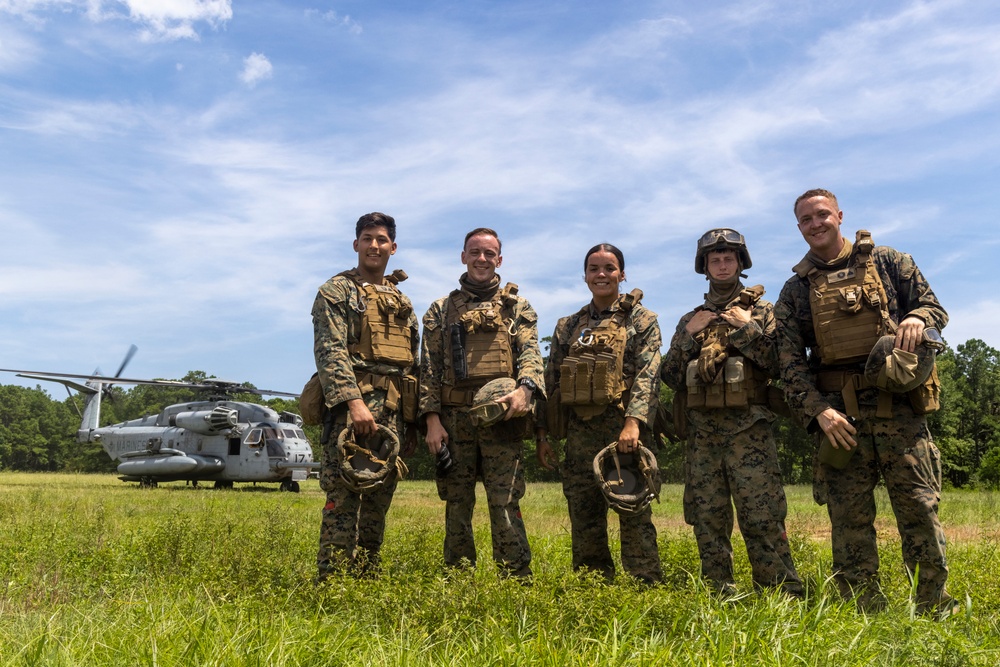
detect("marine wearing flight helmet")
[536,243,664,584]
[661,229,802,596]
[774,189,954,615]
[312,212,420,580]
[418,228,545,579]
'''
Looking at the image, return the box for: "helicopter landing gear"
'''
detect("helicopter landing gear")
[214,480,234,490]
[138,477,158,489]
[280,480,301,493]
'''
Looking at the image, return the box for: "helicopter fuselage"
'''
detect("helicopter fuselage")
[91,400,317,486]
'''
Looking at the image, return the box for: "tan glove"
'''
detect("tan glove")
[696,329,728,385]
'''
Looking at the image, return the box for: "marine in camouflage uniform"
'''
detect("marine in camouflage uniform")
[661,229,801,596]
[537,244,663,584]
[313,213,419,579]
[775,189,952,613]
[419,228,545,578]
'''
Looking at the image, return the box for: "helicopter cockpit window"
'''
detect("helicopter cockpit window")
[244,429,263,447]
[282,428,297,439]
[294,429,307,440]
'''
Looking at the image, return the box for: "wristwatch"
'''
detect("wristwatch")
[518,378,538,394]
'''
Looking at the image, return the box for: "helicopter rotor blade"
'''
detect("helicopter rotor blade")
[114,345,138,379]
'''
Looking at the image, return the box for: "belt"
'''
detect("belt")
[816,370,892,419]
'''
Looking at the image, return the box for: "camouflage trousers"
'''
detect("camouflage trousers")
[562,409,662,584]
[435,406,532,577]
[317,389,401,577]
[813,402,950,611]
[684,418,801,594]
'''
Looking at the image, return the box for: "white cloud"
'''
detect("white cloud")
[239,52,272,87]
[304,8,361,34]
[0,0,232,41]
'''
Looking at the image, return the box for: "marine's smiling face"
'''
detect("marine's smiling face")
[461,233,502,284]
[795,195,845,260]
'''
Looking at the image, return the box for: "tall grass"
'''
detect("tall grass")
[0,473,997,666]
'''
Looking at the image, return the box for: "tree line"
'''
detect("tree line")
[2,339,999,487]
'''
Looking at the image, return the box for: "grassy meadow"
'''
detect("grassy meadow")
[1,472,999,666]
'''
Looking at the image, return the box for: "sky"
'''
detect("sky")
[2,0,999,399]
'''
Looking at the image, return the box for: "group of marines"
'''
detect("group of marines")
[310,188,955,617]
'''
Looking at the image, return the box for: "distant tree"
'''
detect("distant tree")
[0,385,77,471]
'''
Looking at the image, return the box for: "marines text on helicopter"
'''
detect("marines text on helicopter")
[1,352,320,491]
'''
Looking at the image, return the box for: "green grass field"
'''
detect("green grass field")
[1,473,998,666]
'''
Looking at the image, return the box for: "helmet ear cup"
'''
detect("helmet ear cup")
[592,443,660,515]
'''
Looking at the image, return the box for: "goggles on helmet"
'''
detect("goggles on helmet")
[697,228,745,251]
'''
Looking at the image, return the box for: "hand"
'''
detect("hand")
[718,305,751,329]
[401,424,418,457]
[536,434,559,471]
[685,309,718,336]
[816,407,857,451]
[500,385,533,420]
[895,316,925,353]
[615,417,641,453]
[347,398,376,437]
[424,412,448,456]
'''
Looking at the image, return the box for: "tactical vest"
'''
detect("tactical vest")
[344,269,414,368]
[442,284,518,401]
[795,231,892,366]
[559,289,641,420]
[685,286,770,410]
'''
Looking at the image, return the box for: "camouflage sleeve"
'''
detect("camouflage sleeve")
[312,278,362,409]
[774,277,830,427]
[625,306,662,426]
[660,309,699,391]
[874,247,948,331]
[727,299,779,377]
[512,297,547,398]
[417,297,448,417]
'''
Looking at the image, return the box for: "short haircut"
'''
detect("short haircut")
[583,243,625,273]
[356,212,396,241]
[464,227,502,252]
[793,189,839,215]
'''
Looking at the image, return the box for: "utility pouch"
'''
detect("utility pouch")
[724,357,749,408]
[300,372,326,426]
[685,360,706,408]
[908,364,941,415]
[559,362,578,405]
[591,357,614,406]
[573,355,595,405]
[401,374,419,424]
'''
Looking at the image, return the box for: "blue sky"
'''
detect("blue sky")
[2,0,999,397]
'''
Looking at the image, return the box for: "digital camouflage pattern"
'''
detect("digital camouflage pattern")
[418,284,545,417]
[313,270,419,577]
[661,296,801,594]
[542,300,663,583]
[774,244,951,611]
[418,280,544,577]
[432,407,532,576]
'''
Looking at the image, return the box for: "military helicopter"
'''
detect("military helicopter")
[1,351,320,491]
